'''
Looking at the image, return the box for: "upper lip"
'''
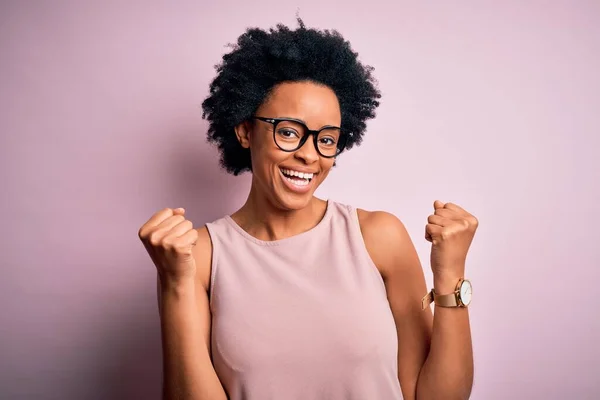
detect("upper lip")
[279,167,319,174]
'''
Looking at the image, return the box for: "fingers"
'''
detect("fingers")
[425,223,443,243]
[428,203,451,242]
[180,228,200,249]
[162,227,199,256]
[431,201,478,229]
[138,207,185,239]
[162,220,194,244]
[154,214,186,233]
[436,201,471,219]
[183,228,199,246]
[433,207,465,222]
[427,214,451,227]
[442,202,465,213]
[429,201,477,245]
[429,205,461,230]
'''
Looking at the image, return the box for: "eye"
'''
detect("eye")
[277,129,300,138]
[318,137,337,146]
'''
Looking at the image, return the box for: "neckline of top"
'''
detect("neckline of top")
[223,200,333,247]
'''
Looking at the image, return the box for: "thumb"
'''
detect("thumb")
[433,200,445,210]
[174,207,185,214]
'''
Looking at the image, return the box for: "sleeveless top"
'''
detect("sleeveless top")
[205,200,403,400]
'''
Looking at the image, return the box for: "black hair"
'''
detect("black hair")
[201,18,381,175]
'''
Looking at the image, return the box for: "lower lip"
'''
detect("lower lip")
[279,169,314,194]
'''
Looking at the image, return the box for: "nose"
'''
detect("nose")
[294,133,320,164]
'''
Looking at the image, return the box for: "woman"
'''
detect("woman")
[138,19,478,400]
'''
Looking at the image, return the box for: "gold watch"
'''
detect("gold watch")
[421,278,472,310]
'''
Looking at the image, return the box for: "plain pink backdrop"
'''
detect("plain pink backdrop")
[1,1,599,399]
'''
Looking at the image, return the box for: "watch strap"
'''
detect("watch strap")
[421,279,467,310]
[421,290,434,310]
[432,289,460,307]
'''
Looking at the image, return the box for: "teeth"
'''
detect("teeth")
[281,168,314,180]
[284,176,309,186]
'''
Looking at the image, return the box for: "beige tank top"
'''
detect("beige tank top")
[205,200,403,399]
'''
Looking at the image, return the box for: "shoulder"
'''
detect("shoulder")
[356,208,408,241]
[356,208,418,279]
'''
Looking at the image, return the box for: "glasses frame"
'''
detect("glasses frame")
[252,116,346,158]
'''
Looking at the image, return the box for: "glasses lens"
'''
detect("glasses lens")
[273,120,304,151]
[316,128,342,157]
[274,120,343,157]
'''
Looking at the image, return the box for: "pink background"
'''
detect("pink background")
[2,1,599,399]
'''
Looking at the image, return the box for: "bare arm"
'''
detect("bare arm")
[415,278,473,400]
[358,210,473,400]
[157,226,227,400]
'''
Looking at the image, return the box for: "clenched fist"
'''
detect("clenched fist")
[425,200,478,279]
[138,207,199,283]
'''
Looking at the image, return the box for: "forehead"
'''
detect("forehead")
[258,81,341,128]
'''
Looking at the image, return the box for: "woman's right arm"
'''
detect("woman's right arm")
[157,235,227,400]
[139,208,227,400]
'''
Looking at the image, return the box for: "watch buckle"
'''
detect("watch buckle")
[421,290,434,310]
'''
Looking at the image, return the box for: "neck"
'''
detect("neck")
[232,180,327,241]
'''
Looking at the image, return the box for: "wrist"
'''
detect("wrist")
[159,274,196,294]
[433,273,464,294]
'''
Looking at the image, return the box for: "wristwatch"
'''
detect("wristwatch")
[421,278,472,310]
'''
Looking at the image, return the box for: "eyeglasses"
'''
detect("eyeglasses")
[252,116,346,158]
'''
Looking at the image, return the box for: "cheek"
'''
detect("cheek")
[250,140,287,175]
[317,160,335,180]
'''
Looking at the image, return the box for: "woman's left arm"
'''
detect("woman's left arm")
[358,201,477,400]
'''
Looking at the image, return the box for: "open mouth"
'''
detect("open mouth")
[280,168,315,187]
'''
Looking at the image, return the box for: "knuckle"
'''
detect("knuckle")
[162,237,175,250]
[173,241,191,254]
[173,215,186,224]
[148,232,162,247]
[156,208,173,220]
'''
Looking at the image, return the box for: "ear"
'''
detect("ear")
[234,120,252,149]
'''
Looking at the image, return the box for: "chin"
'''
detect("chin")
[272,187,315,211]
[272,171,321,211]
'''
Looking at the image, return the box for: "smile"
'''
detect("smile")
[280,168,314,184]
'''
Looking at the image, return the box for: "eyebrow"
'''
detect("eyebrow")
[278,116,341,130]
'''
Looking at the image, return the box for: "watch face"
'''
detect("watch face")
[460,280,472,306]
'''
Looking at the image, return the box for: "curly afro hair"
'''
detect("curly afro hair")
[201,18,381,175]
